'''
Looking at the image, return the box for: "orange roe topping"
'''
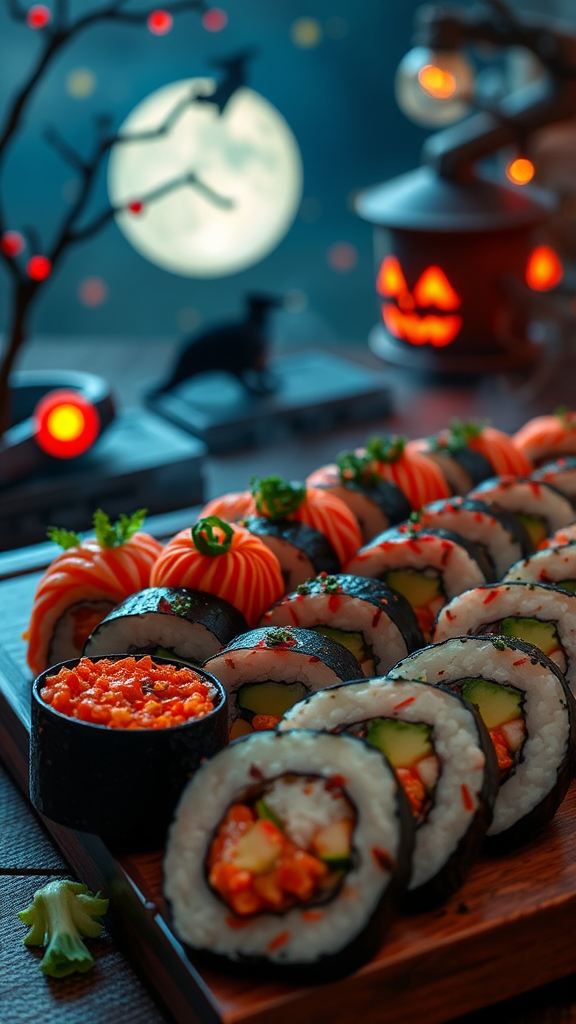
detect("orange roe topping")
[40,656,216,730]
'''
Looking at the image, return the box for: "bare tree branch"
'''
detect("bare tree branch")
[6,0,28,22]
[44,127,87,172]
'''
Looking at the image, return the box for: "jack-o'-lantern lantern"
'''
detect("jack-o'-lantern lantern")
[355,166,556,373]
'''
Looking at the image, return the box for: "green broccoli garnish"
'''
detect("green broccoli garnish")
[18,879,109,978]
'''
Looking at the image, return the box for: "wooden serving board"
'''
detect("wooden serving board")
[3,541,576,1024]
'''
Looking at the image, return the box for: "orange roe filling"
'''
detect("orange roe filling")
[40,656,216,729]
[207,802,349,917]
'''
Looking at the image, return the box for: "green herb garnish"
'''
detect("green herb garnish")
[266,628,296,646]
[492,638,507,651]
[18,880,108,978]
[46,526,81,550]
[296,581,311,595]
[255,799,284,830]
[336,435,405,486]
[93,508,147,548]
[191,515,234,556]
[250,475,306,520]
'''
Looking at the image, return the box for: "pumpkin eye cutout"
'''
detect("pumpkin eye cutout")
[525,245,563,291]
[376,255,408,298]
[412,265,460,310]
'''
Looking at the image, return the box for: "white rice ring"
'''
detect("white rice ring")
[344,530,487,596]
[469,477,575,533]
[504,544,576,591]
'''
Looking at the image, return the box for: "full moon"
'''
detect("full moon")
[108,78,303,277]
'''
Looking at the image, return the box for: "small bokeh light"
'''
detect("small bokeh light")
[34,390,101,459]
[506,157,535,185]
[526,245,563,291]
[395,47,474,126]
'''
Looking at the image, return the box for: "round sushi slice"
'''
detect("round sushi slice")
[433,581,576,693]
[280,678,498,908]
[306,463,411,543]
[164,729,414,978]
[531,457,576,504]
[260,573,424,677]
[25,510,162,676]
[344,523,490,642]
[541,523,576,549]
[468,476,575,550]
[204,626,363,738]
[419,498,530,577]
[389,636,576,849]
[503,544,576,597]
[240,516,340,590]
[408,422,531,495]
[83,587,248,664]
[513,408,576,466]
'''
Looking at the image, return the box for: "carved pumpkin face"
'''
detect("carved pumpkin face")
[376,255,462,347]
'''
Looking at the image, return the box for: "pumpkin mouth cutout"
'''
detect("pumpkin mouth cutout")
[377,256,463,348]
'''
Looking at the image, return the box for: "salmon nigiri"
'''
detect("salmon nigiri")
[25,509,162,676]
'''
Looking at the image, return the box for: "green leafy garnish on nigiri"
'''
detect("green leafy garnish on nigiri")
[250,475,306,519]
[47,509,147,550]
[46,526,81,549]
[18,879,109,978]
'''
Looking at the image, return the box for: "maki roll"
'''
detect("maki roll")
[84,587,248,664]
[164,729,414,978]
[260,573,424,676]
[418,497,530,577]
[513,408,576,466]
[240,516,340,590]
[25,510,162,676]
[408,421,531,495]
[531,457,576,504]
[468,476,575,549]
[433,580,576,692]
[280,678,498,908]
[390,636,576,849]
[504,544,576,595]
[345,522,490,641]
[306,463,412,544]
[204,626,363,738]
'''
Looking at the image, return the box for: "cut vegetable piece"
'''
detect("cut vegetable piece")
[499,616,561,658]
[383,569,443,609]
[460,677,523,730]
[237,681,308,719]
[255,799,284,830]
[558,580,576,594]
[311,818,353,869]
[310,626,374,675]
[231,819,284,874]
[513,513,549,548]
[366,718,433,768]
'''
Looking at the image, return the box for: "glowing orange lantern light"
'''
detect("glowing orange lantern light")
[378,256,463,348]
[34,389,100,458]
[417,64,457,100]
[506,158,535,185]
[526,245,563,291]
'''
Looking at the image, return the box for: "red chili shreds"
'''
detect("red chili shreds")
[288,606,300,626]
[407,539,421,553]
[372,608,382,628]
[225,658,235,669]
[249,765,264,780]
[445,609,455,621]
[328,594,342,613]
[538,570,552,582]
[393,696,416,712]
[302,910,324,921]
[268,931,290,951]
[226,914,251,929]
[461,784,474,812]
[441,542,452,566]
[372,848,395,872]
[513,658,529,666]
[473,513,484,522]
[41,656,215,730]
[308,656,320,663]
[483,589,500,604]
[325,774,346,792]
[158,596,172,614]
[529,482,542,498]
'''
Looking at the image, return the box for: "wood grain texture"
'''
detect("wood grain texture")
[4,565,576,1024]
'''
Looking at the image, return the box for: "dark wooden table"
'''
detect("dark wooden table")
[4,335,576,1024]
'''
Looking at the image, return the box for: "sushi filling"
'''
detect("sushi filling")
[454,677,526,782]
[382,568,445,640]
[481,617,566,673]
[206,774,356,917]
[231,681,309,738]
[344,718,439,823]
[514,513,549,548]
[309,625,375,676]
[49,601,116,665]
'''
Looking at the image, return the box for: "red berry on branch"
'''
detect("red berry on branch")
[1,231,25,257]
[27,255,52,281]
[127,201,144,214]
[147,10,173,35]
[27,4,52,29]
[202,8,228,32]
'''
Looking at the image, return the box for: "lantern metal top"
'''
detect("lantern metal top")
[354,166,555,233]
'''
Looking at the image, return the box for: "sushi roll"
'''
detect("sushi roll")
[240,516,340,590]
[541,523,576,549]
[433,581,576,693]
[164,729,414,978]
[329,435,449,512]
[344,523,491,641]
[151,517,284,628]
[25,510,162,677]
[260,573,424,676]
[306,463,411,544]
[84,587,248,664]
[513,408,576,466]
[408,421,531,495]
[418,498,530,577]
[389,636,576,849]
[468,476,575,549]
[503,544,576,596]
[280,678,498,908]
[204,626,363,738]
[531,457,576,504]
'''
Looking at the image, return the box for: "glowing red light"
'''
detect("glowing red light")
[1,231,25,257]
[34,389,100,459]
[147,10,173,34]
[202,8,228,31]
[526,245,563,291]
[27,4,51,29]
[27,255,52,281]
[127,201,144,214]
[413,266,461,310]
